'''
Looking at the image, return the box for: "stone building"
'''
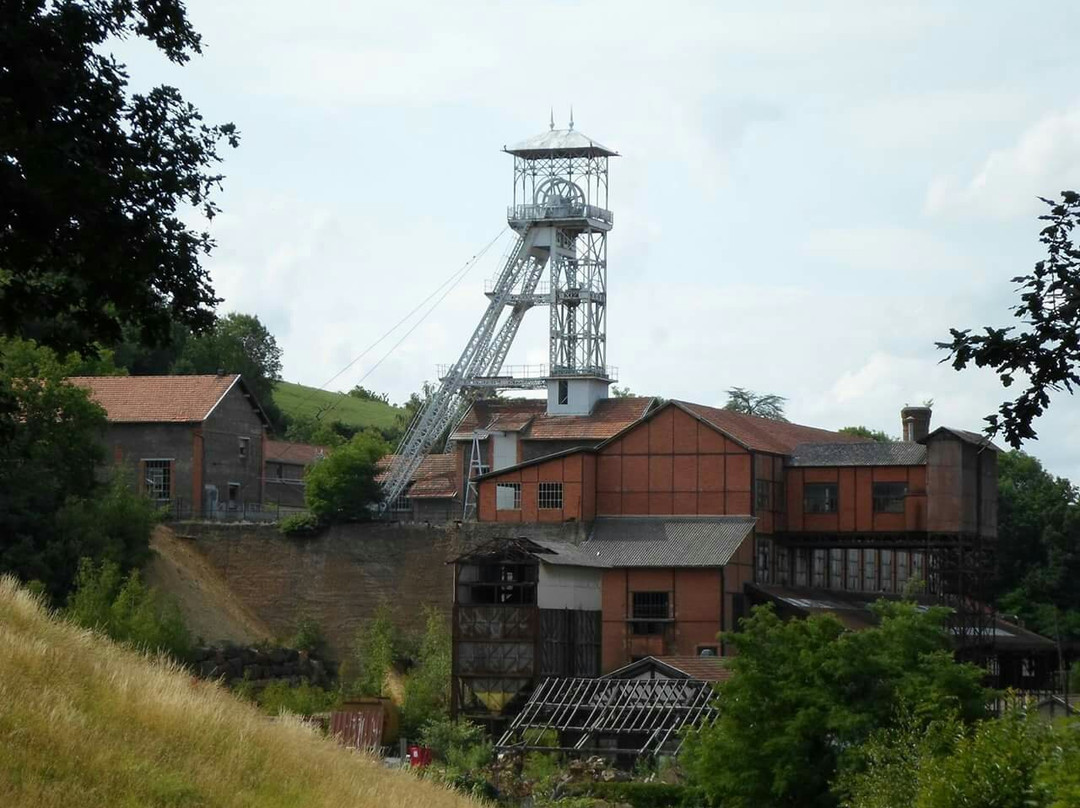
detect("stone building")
[69,374,270,516]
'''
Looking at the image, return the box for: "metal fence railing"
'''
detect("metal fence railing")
[161,499,311,523]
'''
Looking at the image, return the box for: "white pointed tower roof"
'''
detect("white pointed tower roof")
[505,128,618,158]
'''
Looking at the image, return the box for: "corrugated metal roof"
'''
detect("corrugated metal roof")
[529,538,610,568]
[789,441,927,467]
[505,128,618,157]
[586,516,756,567]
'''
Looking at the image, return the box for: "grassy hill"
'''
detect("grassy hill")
[273,381,405,433]
[0,576,477,808]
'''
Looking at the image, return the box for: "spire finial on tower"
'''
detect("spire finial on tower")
[569,106,575,130]
[549,107,555,131]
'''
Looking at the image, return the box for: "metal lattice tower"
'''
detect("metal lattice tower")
[379,117,618,514]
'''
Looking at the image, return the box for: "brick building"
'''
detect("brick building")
[70,374,270,516]
[465,392,1054,690]
[264,440,328,508]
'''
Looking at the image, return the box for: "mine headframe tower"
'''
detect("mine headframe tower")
[379,117,618,514]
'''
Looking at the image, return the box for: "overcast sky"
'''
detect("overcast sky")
[123,1,1079,480]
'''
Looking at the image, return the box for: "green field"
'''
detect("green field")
[273,381,405,432]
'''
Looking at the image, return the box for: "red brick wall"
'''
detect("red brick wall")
[785,465,927,533]
[596,407,752,516]
[477,452,595,523]
[600,566,727,672]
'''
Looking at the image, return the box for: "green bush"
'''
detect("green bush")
[345,602,398,698]
[67,558,191,660]
[290,616,327,657]
[242,680,340,717]
[304,430,388,522]
[401,606,452,735]
[418,716,491,770]
[564,781,704,808]
[278,511,320,536]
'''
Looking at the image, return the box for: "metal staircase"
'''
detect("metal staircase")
[379,227,545,513]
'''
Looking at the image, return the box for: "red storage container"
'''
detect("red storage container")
[407,745,433,768]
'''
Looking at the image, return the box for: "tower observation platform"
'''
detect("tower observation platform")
[378,116,619,514]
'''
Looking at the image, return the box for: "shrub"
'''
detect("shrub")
[345,602,398,697]
[401,605,452,734]
[249,680,340,717]
[290,616,327,657]
[564,781,705,808]
[278,511,320,536]
[67,558,191,660]
[419,716,491,769]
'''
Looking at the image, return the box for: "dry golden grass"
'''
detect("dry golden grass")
[0,576,480,808]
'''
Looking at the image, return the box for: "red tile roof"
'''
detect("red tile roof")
[265,440,329,467]
[68,375,248,424]
[452,397,654,442]
[676,401,864,454]
[654,656,733,683]
[377,453,458,499]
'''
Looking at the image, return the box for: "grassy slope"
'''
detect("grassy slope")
[0,577,476,808]
[272,382,404,432]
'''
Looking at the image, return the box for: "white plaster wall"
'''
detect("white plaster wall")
[538,563,603,610]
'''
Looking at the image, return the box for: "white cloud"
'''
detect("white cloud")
[925,106,1080,218]
[803,226,970,276]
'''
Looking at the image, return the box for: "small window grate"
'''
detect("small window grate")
[143,459,172,504]
[538,481,563,510]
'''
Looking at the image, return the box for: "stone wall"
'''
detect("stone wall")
[173,519,590,659]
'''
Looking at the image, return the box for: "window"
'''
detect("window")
[238,436,250,459]
[863,548,878,591]
[143,459,172,504]
[390,494,412,513]
[795,549,808,586]
[227,482,240,508]
[829,548,843,589]
[755,479,771,510]
[880,549,894,593]
[538,481,563,510]
[846,549,860,591]
[804,483,838,513]
[496,482,522,510]
[896,550,910,591]
[558,379,569,405]
[812,549,826,587]
[873,482,907,513]
[631,591,670,635]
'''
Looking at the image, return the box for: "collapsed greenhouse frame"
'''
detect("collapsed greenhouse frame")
[496,675,719,758]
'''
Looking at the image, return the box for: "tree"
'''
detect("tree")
[839,426,896,443]
[938,192,1080,448]
[348,386,390,405]
[347,602,398,698]
[724,386,788,420]
[839,706,1069,808]
[303,430,388,521]
[402,606,452,734]
[174,312,284,427]
[682,601,988,808]
[610,385,636,398]
[0,338,157,600]
[0,1,238,356]
[67,558,191,660]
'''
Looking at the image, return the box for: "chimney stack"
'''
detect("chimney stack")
[901,405,932,442]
